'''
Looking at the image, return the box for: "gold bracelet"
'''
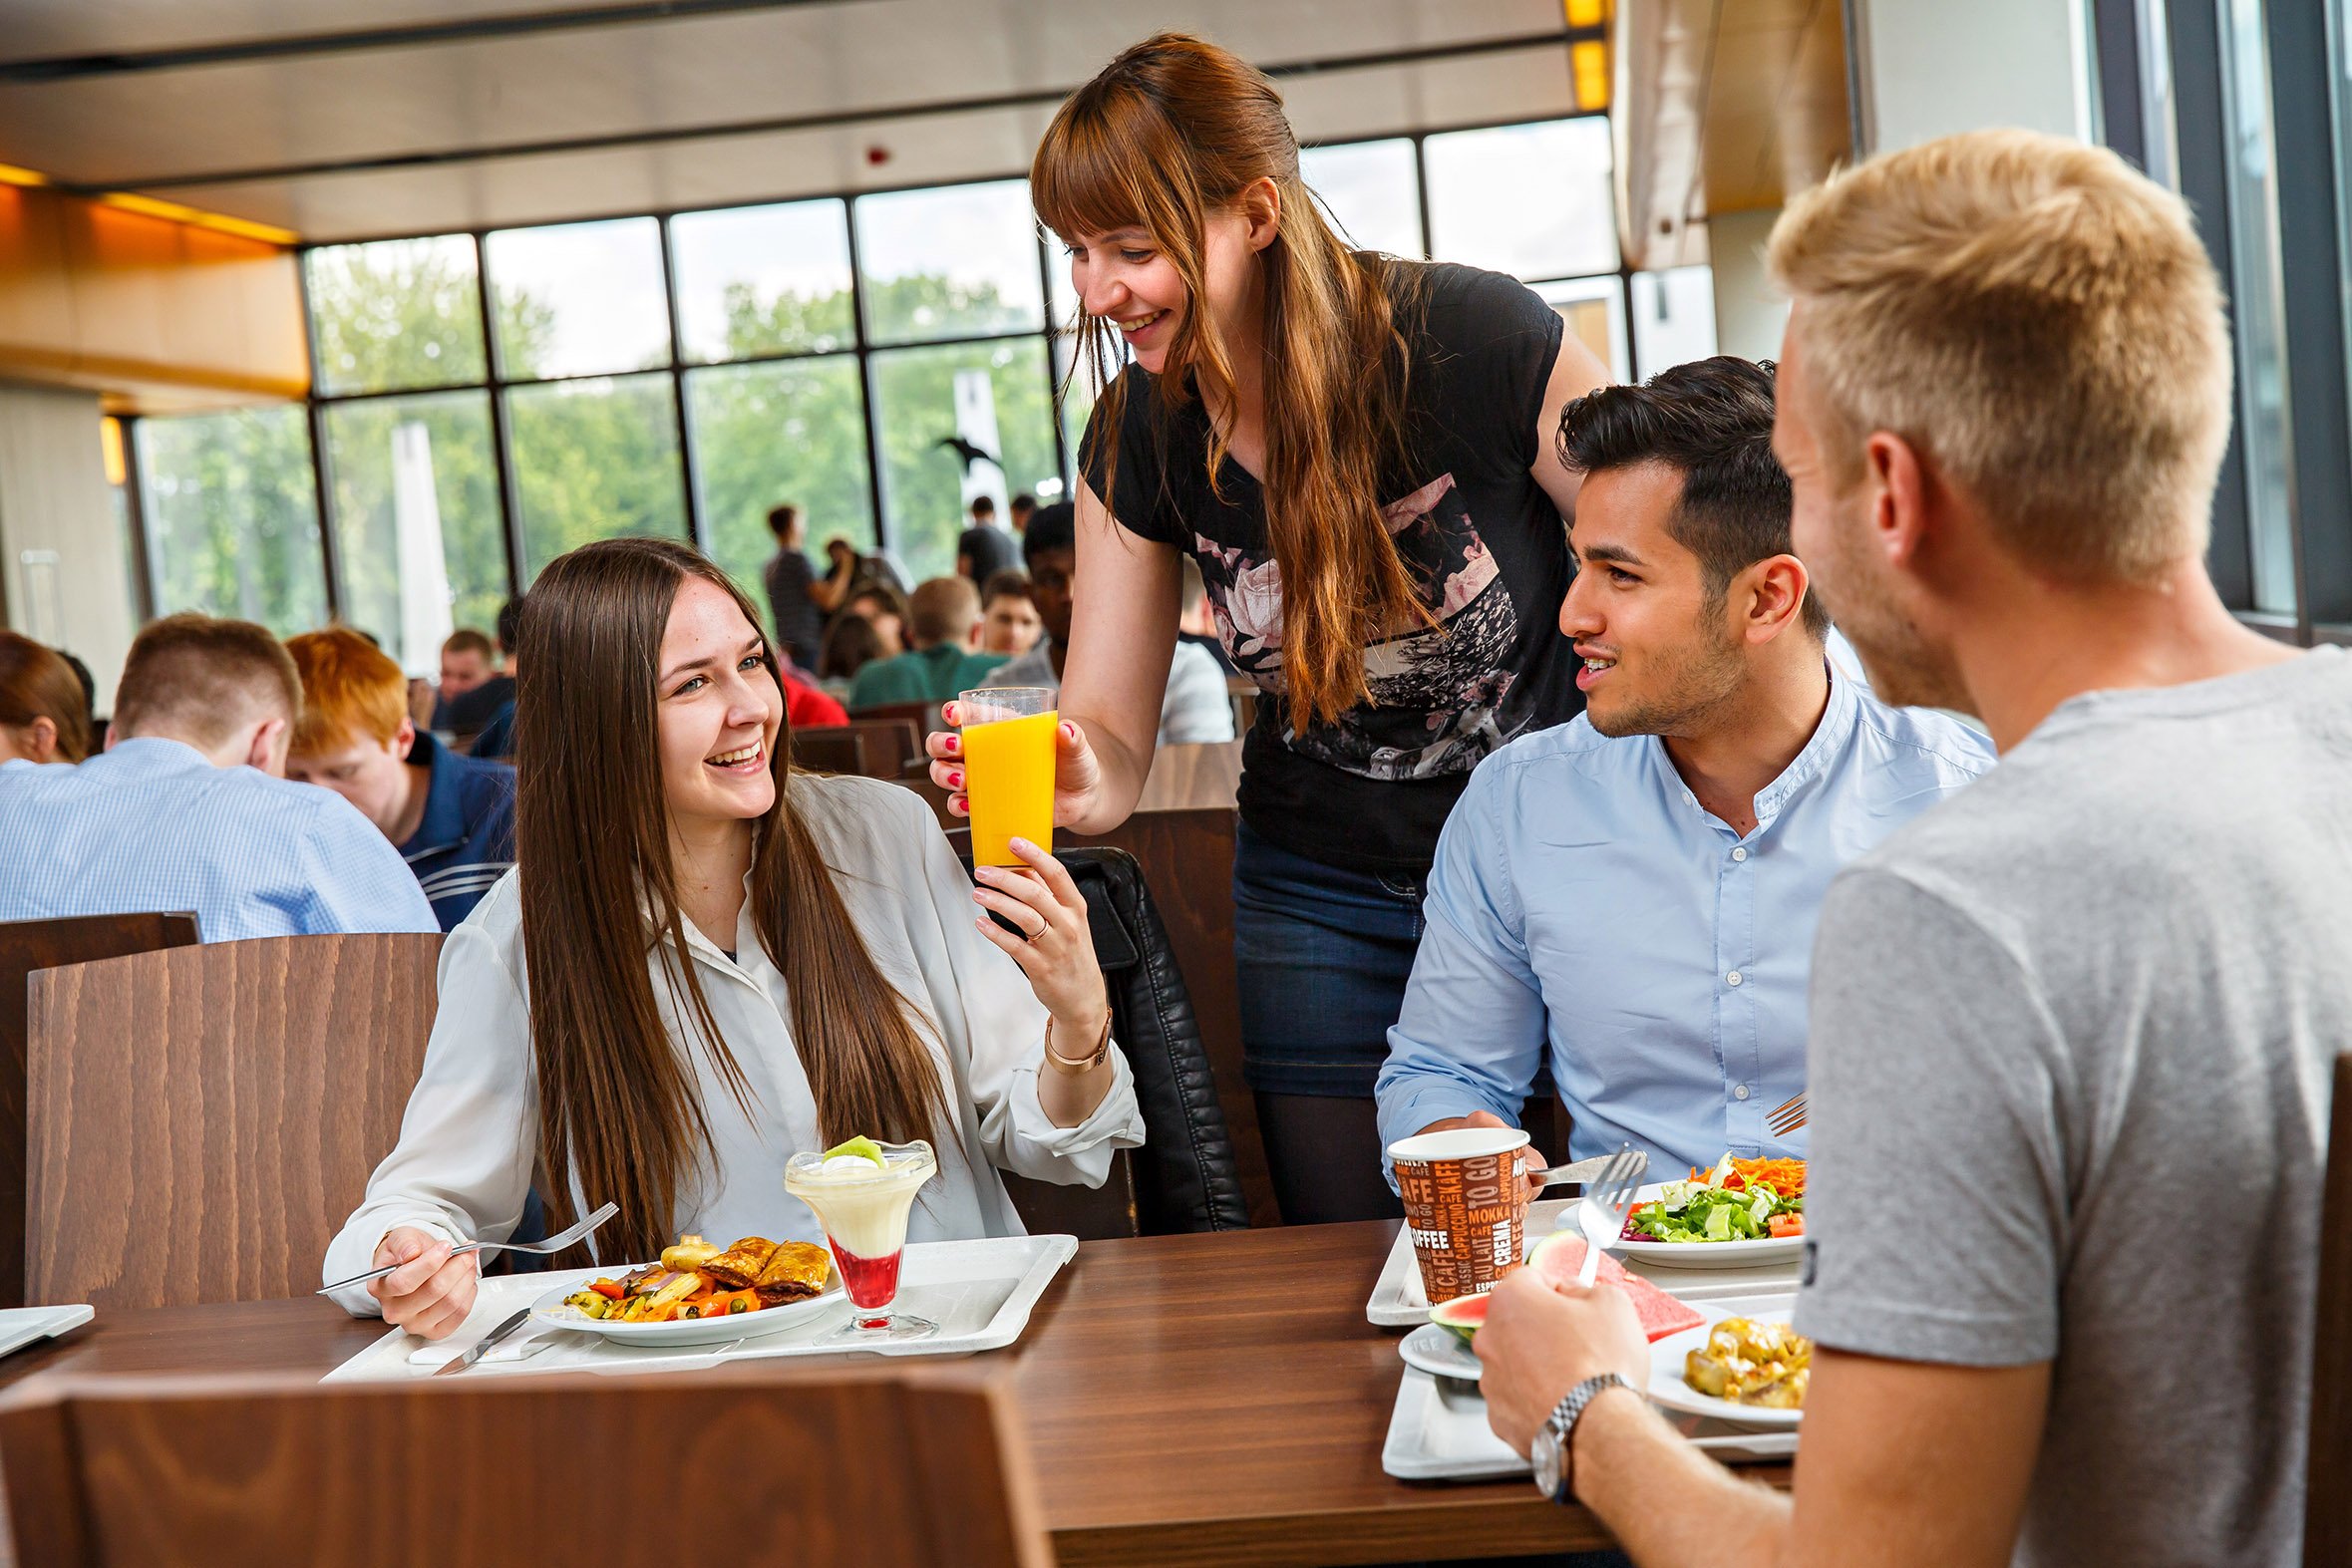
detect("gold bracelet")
[1043,1010,1114,1076]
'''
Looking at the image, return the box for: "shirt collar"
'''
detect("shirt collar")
[103,736,216,776]
[1751,660,1860,823]
[399,730,468,857]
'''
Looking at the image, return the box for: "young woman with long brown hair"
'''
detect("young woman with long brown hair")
[927,35,1608,1224]
[327,538,1141,1339]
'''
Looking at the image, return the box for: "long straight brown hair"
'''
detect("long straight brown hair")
[1033,31,1430,730]
[514,537,948,1263]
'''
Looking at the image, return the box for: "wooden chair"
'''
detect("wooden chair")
[794,717,922,780]
[1225,674,1257,733]
[851,697,944,729]
[0,914,200,1309]
[2306,1050,2352,1567]
[0,1362,1050,1568]
[24,933,444,1310]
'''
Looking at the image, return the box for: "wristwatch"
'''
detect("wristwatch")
[1530,1372,1634,1504]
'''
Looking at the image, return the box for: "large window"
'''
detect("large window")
[133,110,1693,648]
[140,408,327,636]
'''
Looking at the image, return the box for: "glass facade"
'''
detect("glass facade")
[128,114,1705,652]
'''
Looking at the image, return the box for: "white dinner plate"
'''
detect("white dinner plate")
[530,1274,844,1347]
[1644,1298,1804,1429]
[1609,1182,1806,1270]
[1398,1322,1483,1383]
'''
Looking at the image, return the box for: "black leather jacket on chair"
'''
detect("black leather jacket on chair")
[1052,848,1251,1233]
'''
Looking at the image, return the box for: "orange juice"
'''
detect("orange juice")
[963,708,1057,866]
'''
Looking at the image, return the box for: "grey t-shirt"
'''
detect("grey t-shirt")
[1797,648,2352,1568]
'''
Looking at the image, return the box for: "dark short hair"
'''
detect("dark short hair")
[979,568,1032,605]
[1009,492,1037,516]
[496,596,524,655]
[1023,501,1077,565]
[1556,357,1826,637]
[442,628,495,661]
[767,502,801,538]
[970,494,996,518]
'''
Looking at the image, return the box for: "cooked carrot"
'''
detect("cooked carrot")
[1768,1213,1804,1239]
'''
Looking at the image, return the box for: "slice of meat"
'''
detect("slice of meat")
[1527,1234,1705,1342]
[700,1236,778,1291]
[751,1240,832,1303]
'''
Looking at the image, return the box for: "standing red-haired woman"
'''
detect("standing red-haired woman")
[928,35,1608,1223]
[327,538,1141,1338]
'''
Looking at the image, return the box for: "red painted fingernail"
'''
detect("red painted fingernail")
[947,771,963,788]
[945,736,960,755]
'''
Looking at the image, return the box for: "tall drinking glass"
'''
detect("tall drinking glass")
[958,687,1057,868]
[784,1138,939,1341]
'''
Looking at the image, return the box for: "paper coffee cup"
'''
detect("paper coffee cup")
[1388,1125,1532,1304]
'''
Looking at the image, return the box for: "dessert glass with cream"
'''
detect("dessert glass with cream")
[784,1136,938,1340]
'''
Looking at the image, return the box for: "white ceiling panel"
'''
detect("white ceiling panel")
[0,0,1582,240]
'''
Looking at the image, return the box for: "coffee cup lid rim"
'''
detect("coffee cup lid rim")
[1386,1125,1531,1161]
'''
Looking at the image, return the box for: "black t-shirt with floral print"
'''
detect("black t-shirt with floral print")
[1082,259,1585,874]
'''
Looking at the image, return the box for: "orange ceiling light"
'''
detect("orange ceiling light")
[1572,40,1611,111]
[0,158,295,244]
[1565,0,1612,28]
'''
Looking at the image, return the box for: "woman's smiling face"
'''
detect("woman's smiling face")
[655,574,784,835]
[1063,198,1266,377]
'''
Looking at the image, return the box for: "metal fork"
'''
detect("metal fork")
[318,1201,620,1295]
[1573,1144,1645,1289]
[1768,1093,1808,1137]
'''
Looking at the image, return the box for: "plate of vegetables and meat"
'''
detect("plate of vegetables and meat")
[531,1232,841,1347]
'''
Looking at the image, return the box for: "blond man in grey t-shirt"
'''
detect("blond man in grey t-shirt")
[1473,129,2352,1568]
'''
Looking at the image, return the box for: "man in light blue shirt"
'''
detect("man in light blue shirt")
[1377,359,1994,1175]
[0,613,438,942]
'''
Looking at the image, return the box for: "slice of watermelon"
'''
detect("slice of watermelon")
[1428,1292,1489,1348]
[1526,1232,1704,1343]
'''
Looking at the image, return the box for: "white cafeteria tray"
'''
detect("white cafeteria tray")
[0,1305,92,1360]
[1381,1367,1797,1481]
[323,1234,1075,1384]
[1367,1200,1802,1326]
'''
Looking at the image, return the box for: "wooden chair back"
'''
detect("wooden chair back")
[0,914,200,1309]
[2306,1051,2352,1567]
[1226,675,1257,733]
[850,697,942,729]
[0,1363,1050,1568]
[25,934,444,1309]
[794,717,921,780]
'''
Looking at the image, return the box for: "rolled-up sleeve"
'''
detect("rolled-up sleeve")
[914,828,1144,1187]
[1376,765,1549,1164]
[321,918,538,1314]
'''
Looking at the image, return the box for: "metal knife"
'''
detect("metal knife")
[1537,1150,1650,1188]
[433,1308,531,1378]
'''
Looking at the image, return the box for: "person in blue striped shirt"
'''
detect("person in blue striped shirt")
[0,613,437,942]
[284,628,516,932]
[1376,359,1995,1180]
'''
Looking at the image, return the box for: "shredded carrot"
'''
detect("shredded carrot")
[1729,1156,1806,1198]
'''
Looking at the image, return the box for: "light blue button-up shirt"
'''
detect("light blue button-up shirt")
[0,738,439,942]
[1376,671,1996,1174]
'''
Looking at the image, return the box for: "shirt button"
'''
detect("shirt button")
[1731,847,1749,862]
[1735,1084,1751,1100]
[1727,970,1744,987]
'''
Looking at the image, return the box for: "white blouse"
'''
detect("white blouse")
[324,773,1144,1314]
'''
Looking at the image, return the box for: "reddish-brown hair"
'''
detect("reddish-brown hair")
[0,632,92,763]
[515,537,947,1263]
[1033,32,1427,728]
[285,627,408,754]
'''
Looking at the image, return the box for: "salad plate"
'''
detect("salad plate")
[1610,1176,1804,1270]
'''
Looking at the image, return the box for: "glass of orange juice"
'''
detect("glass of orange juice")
[958,687,1057,867]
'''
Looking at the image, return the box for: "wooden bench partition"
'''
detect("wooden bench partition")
[0,1362,1049,1568]
[0,914,200,1309]
[25,934,444,1310]
[794,717,922,780]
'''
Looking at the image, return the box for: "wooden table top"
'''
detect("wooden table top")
[0,1221,1786,1566]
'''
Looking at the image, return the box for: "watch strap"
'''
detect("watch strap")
[1540,1372,1635,1503]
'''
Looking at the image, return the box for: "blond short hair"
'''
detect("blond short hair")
[907,575,982,648]
[1767,129,2231,582]
[113,613,301,748]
